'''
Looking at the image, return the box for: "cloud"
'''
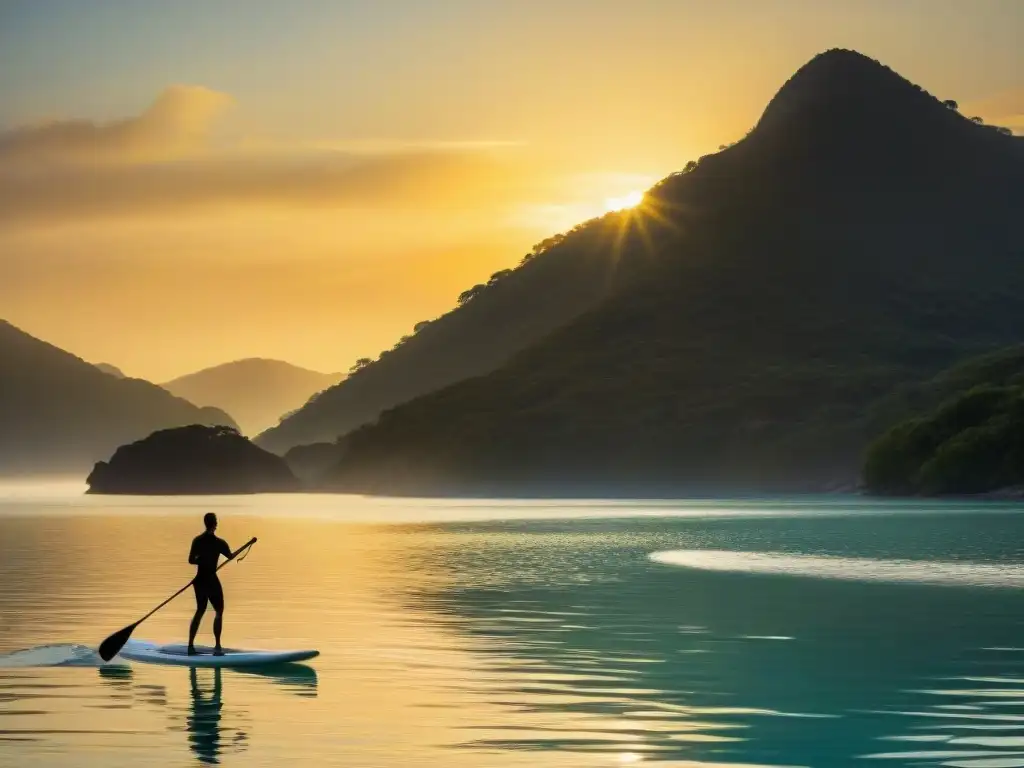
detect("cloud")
[0,85,231,165]
[0,150,535,223]
[0,86,536,224]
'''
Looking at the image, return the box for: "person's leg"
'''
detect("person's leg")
[210,578,225,654]
[189,582,208,654]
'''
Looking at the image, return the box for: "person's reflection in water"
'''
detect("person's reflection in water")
[188,667,235,764]
[181,664,313,764]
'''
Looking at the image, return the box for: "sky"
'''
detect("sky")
[1,0,1022,381]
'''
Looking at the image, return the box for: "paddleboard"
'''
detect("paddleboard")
[118,640,318,667]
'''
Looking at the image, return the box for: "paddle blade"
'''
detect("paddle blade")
[98,623,138,662]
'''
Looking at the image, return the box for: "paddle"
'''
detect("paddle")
[98,536,257,661]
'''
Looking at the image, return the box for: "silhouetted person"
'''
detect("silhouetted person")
[188,513,240,655]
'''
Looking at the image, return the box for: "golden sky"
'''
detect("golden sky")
[1,0,1021,380]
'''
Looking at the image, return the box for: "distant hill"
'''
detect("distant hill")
[87,425,299,495]
[162,359,342,436]
[321,49,1024,495]
[94,363,126,378]
[0,320,237,476]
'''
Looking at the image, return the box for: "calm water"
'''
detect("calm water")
[3,485,1024,767]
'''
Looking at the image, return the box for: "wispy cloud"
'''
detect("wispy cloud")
[0,150,534,223]
[0,86,533,224]
[0,85,232,165]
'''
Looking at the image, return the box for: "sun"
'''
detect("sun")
[604,189,645,212]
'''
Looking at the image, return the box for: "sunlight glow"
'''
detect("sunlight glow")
[604,189,645,212]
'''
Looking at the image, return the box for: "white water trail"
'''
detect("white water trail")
[0,643,121,667]
[649,550,1024,588]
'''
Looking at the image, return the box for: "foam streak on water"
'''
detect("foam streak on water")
[649,550,1024,589]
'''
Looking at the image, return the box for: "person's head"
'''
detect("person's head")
[203,512,217,532]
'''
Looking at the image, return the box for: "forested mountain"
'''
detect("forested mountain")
[321,49,1024,495]
[257,207,658,453]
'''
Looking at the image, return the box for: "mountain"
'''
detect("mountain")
[321,49,1024,495]
[256,212,657,455]
[87,425,299,495]
[94,363,125,378]
[162,359,342,436]
[0,320,237,475]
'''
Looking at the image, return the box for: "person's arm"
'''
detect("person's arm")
[218,536,256,565]
[188,537,199,565]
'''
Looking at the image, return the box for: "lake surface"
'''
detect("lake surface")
[3,485,1024,767]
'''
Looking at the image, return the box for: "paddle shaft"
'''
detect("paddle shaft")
[133,537,257,626]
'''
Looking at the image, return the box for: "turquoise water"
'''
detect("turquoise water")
[2,486,1024,766]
